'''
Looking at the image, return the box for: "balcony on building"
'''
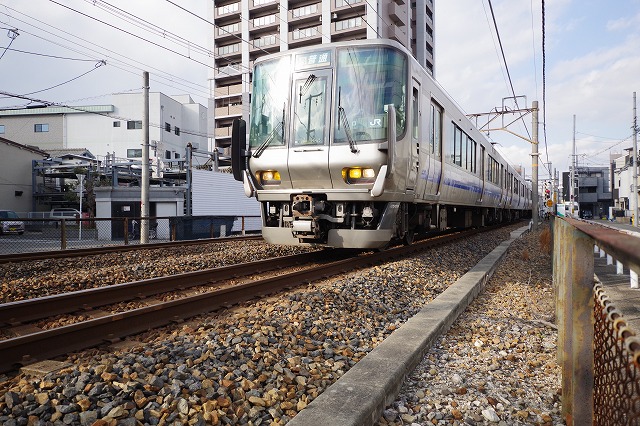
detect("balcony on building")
[249,12,279,33]
[385,24,407,43]
[289,3,321,25]
[250,33,280,53]
[288,25,323,47]
[387,1,407,27]
[215,2,241,20]
[214,62,244,80]
[214,103,243,119]
[214,82,243,99]
[250,0,279,13]
[216,21,242,43]
[331,0,365,13]
[331,15,366,40]
[215,42,242,61]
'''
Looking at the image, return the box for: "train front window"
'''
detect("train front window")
[249,56,291,149]
[334,47,407,144]
[293,74,328,146]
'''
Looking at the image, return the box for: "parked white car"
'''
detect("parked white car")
[0,210,25,235]
[49,208,81,220]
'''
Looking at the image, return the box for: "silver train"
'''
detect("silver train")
[231,39,532,249]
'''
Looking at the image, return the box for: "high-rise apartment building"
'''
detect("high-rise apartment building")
[209,0,435,159]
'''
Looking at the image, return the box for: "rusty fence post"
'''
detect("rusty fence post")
[553,218,595,425]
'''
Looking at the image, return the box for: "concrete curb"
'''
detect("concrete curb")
[287,226,530,426]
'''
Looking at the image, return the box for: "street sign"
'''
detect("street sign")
[546,200,553,208]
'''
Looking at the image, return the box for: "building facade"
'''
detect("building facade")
[562,166,613,219]
[0,92,208,175]
[0,137,48,213]
[611,151,640,216]
[209,0,436,160]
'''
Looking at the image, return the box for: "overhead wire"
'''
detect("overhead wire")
[485,0,532,141]
[0,27,18,60]
[0,8,213,100]
[1,46,104,61]
[0,60,106,99]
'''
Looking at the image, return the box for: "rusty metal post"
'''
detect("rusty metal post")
[554,218,594,425]
[60,219,67,250]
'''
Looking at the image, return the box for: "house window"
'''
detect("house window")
[165,150,172,159]
[165,122,171,132]
[174,153,180,159]
[174,126,180,136]
[34,124,49,132]
[113,121,121,127]
[0,125,4,134]
[127,120,142,129]
[127,149,142,158]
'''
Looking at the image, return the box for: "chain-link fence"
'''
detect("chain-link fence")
[593,283,640,425]
[554,216,640,424]
[0,215,261,255]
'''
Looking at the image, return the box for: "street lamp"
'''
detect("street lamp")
[75,173,85,241]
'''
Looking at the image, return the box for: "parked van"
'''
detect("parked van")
[49,208,81,220]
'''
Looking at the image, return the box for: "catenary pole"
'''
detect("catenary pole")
[532,101,539,230]
[633,92,638,227]
[141,71,150,243]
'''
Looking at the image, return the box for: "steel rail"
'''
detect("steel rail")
[0,234,263,264]
[0,224,503,373]
[0,250,336,326]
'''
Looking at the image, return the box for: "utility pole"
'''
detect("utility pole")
[531,101,539,230]
[141,71,150,243]
[466,96,540,229]
[570,115,576,218]
[633,92,638,227]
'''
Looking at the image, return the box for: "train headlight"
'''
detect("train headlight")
[342,167,376,184]
[256,170,281,185]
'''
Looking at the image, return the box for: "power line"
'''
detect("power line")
[48,0,217,71]
[541,0,549,165]
[0,27,18,60]
[486,0,531,140]
[0,9,213,99]
[1,46,103,61]
[0,60,106,99]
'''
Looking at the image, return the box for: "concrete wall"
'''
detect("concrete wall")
[0,142,46,212]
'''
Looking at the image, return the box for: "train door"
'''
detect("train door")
[477,145,485,203]
[287,70,333,188]
[407,81,420,192]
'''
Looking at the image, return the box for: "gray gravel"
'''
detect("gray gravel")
[0,224,560,426]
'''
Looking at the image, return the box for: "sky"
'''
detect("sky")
[1,0,639,180]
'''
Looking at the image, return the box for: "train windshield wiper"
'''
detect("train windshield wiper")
[253,106,285,158]
[337,86,358,154]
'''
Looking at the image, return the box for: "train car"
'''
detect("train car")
[231,39,531,249]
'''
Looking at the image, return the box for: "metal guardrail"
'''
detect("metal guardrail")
[553,217,640,425]
[0,215,261,255]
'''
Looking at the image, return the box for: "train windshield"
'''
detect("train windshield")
[334,47,407,144]
[249,56,291,149]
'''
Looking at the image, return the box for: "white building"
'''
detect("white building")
[612,151,639,213]
[0,92,208,175]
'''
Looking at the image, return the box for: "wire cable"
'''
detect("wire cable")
[0,27,18,60]
[486,0,531,140]
[0,60,106,99]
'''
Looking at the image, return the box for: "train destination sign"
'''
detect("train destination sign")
[296,50,331,69]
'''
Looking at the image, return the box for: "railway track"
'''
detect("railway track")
[0,226,502,374]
